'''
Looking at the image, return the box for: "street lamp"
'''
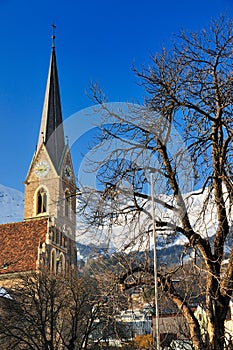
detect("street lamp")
[150,172,160,350]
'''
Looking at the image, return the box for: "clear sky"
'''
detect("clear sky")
[0,0,232,192]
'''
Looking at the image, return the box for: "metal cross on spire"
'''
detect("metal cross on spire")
[52,24,56,48]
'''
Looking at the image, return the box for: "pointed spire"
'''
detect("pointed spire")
[37,28,65,171]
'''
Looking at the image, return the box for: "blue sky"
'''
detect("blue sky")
[0,0,232,192]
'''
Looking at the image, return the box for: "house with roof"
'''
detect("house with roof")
[0,35,77,287]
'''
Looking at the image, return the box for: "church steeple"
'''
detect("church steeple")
[37,37,65,171]
[24,34,77,271]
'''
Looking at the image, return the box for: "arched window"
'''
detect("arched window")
[37,188,47,214]
[50,249,56,273]
[55,253,65,273]
[65,190,71,217]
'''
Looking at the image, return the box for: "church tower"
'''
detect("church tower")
[23,36,77,272]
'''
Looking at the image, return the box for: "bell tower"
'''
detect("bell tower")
[24,33,77,271]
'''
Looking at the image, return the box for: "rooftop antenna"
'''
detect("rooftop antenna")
[52,23,56,48]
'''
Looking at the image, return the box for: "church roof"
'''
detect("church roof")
[0,218,48,275]
[37,44,65,172]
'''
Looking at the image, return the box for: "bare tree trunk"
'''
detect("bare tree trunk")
[81,16,233,350]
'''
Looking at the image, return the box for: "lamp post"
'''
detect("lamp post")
[150,172,160,350]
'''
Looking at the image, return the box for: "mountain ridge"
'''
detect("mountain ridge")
[0,184,24,224]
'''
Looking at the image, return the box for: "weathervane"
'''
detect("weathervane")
[52,24,56,48]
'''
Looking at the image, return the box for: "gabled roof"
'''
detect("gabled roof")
[0,218,49,275]
[37,45,65,171]
[25,142,61,182]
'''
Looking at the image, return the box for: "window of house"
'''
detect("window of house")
[51,249,56,273]
[56,253,65,273]
[37,188,47,214]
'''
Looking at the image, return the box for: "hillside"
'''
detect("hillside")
[0,184,24,224]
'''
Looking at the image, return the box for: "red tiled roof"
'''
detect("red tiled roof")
[0,218,48,275]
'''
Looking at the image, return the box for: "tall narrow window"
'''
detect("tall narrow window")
[65,190,70,217]
[51,249,56,273]
[37,188,47,214]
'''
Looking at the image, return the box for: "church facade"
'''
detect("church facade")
[0,40,77,284]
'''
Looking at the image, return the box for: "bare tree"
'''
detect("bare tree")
[77,16,233,350]
[0,269,127,350]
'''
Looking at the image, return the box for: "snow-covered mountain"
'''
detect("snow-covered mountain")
[0,183,232,263]
[76,186,232,258]
[0,184,24,224]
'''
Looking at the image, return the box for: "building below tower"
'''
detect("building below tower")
[0,39,77,286]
